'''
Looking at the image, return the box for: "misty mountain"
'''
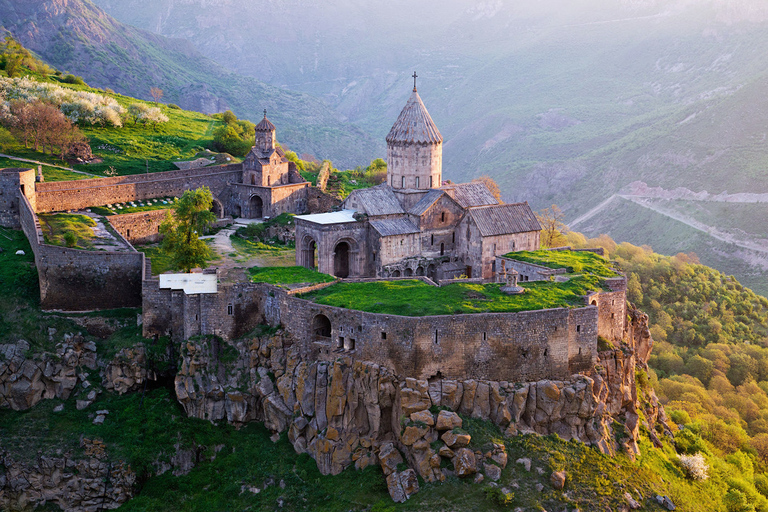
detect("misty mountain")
[0,0,380,168]
[91,0,768,294]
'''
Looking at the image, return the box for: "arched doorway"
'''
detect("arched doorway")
[301,236,317,269]
[311,314,331,339]
[233,205,241,218]
[250,195,263,218]
[427,264,436,281]
[391,269,401,277]
[404,268,413,277]
[211,199,223,219]
[416,266,425,276]
[334,241,350,278]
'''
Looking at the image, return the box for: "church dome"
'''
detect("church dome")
[386,90,443,145]
[255,111,276,132]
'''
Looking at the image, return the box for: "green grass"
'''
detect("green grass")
[0,157,91,182]
[248,266,335,286]
[136,244,174,275]
[300,277,606,316]
[37,213,97,249]
[91,199,175,217]
[504,249,618,277]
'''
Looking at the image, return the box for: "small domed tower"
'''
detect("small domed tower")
[254,110,276,155]
[386,75,443,190]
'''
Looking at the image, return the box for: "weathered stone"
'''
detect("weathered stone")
[550,470,566,490]
[409,410,435,426]
[399,469,419,499]
[401,426,427,446]
[441,430,471,448]
[436,410,462,430]
[453,448,477,477]
[624,492,641,510]
[654,495,676,510]
[386,472,406,503]
[438,445,454,458]
[484,463,502,481]
[516,457,531,472]
[378,443,403,476]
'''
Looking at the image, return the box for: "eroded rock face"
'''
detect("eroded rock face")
[0,449,135,512]
[0,336,97,411]
[170,307,658,501]
[102,344,154,395]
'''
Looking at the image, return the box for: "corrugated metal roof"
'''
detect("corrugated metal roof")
[469,203,541,237]
[370,218,421,237]
[295,209,358,225]
[344,184,405,216]
[386,90,443,145]
[408,189,445,216]
[442,182,499,208]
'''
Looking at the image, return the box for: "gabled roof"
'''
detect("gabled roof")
[408,189,445,216]
[469,202,541,237]
[344,184,405,216]
[370,218,421,237]
[442,182,499,208]
[386,90,443,145]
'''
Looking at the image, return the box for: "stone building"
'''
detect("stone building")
[294,85,541,280]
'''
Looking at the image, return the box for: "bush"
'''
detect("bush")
[669,409,691,425]
[675,428,708,455]
[61,74,86,86]
[168,104,181,110]
[677,453,709,480]
[724,489,756,512]
[484,486,515,506]
[63,231,77,248]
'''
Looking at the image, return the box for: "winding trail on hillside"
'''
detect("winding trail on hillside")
[0,153,98,177]
[568,192,768,255]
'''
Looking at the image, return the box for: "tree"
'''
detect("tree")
[159,187,216,272]
[149,87,164,104]
[536,204,568,248]
[472,176,503,203]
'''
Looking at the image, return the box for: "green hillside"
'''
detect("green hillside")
[0,0,380,169]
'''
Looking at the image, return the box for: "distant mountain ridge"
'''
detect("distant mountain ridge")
[0,0,381,168]
[89,0,768,295]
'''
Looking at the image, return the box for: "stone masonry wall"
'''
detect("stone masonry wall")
[107,209,167,244]
[34,164,242,213]
[19,194,144,311]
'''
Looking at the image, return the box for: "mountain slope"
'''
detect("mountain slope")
[0,0,381,168]
[89,0,768,294]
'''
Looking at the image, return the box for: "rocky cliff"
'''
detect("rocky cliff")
[173,303,665,502]
[0,302,665,506]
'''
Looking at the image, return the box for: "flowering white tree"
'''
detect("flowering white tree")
[678,453,709,481]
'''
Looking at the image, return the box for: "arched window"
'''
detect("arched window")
[401,176,405,188]
[441,212,445,222]
[415,176,420,188]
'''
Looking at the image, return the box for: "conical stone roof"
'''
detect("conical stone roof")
[255,113,276,132]
[386,90,443,145]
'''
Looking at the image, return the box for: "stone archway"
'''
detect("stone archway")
[404,267,413,277]
[416,266,425,276]
[233,205,242,218]
[427,264,436,281]
[334,241,350,278]
[391,269,401,277]
[301,236,318,269]
[250,195,264,218]
[311,314,332,339]
[211,198,224,219]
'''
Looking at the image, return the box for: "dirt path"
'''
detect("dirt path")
[0,153,98,177]
[202,219,294,271]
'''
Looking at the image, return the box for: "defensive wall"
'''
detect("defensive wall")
[18,191,145,311]
[33,164,243,213]
[107,209,167,244]
[141,274,629,382]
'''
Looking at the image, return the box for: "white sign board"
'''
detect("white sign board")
[159,273,218,295]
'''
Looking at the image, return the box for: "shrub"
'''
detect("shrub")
[61,74,86,86]
[724,489,755,512]
[677,453,708,480]
[484,486,515,506]
[675,428,708,455]
[669,409,691,425]
[63,231,77,248]
[168,103,181,110]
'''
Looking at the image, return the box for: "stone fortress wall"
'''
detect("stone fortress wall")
[18,188,145,311]
[142,272,626,383]
[107,209,167,244]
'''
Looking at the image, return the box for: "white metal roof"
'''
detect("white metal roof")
[295,209,358,225]
[159,273,218,294]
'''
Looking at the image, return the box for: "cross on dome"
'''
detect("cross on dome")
[412,72,418,91]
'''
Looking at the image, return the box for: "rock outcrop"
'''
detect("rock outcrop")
[0,444,135,512]
[170,305,659,501]
[102,344,154,395]
[0,336,97,411]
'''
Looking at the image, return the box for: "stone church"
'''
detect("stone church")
[294,83,541,280]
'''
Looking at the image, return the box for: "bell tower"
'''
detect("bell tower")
[386,73,443,190]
